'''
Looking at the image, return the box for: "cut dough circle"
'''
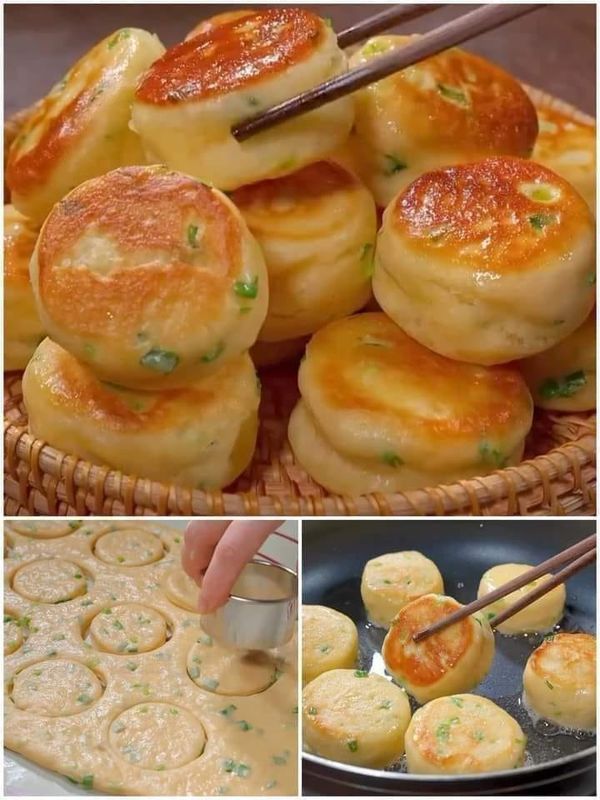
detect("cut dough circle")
[162,567,199,612]
[109,702,206,769]
[302,605,358,685]
[4,616,24,655]
[94,528,164,566]
[523,632,596,731]
[361,551,444,628]
[12,659,103,716]
[8,520,81,539]
[302,668,411,767]
[89,603,168,654]
[477,563,565,634]
[13,558,87,604]
[405,694,527,774]
[187,635,277,696]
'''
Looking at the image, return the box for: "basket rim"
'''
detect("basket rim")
[4,410,596,516]
[4,84,597,516]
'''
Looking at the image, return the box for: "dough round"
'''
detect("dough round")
[523,632,596,731]
[302,605,358,685]
[13,558,87,604]
[4,205,44,370]
[162,567,199,612]
[12,660,103,716]
[232,161,375,341]
[382,594,494,704]
[405,694,526,774]
[6,29,164,225]
[302,668,411,767]
[361,551,444,628]
[22,339,259,489]
[94,528,164,567]
[109,703,206,769]
[8,519,81,538]
[288,313,533,495]
[349,36,538,208]
[251,336,307,368]
[533,105,595,213]
[89,603,167,654]
[185,9,256,40]
[374,157,595,365]
[4,614,24,655]
[187,636,277,695]
[30,165,268,390]
[518,311,596,411]
[477,563,566,634]
[131,8,354,191]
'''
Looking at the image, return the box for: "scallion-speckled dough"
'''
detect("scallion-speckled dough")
[4,521,297,796]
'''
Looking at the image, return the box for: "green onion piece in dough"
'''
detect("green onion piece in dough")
[139,348,180,374]
[234,276,259,299]
[539,370,587,399]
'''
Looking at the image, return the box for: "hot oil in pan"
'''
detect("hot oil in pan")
[319,576,596,772]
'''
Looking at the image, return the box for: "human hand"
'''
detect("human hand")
[182,520,283,612]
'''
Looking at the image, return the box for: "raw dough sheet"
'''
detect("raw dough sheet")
[4,521,297,796]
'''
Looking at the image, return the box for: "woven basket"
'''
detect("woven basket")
[4,87,597,517]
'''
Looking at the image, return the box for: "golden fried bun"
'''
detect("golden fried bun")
[22,338,259,489]
[4,205,44,370]
[374,157,595,365]
[361,551,444,629]
[405,694,527,775]
[6,29,164,225]
[383,594,494,704]
[302,669,411,767]
[349,36,538,208]
[477,563,565,634]
[288,313,533,495]
[533,105,596,213]
[30,165,268,389]
[518,311,596,411]
[302,605,358,685]
[185,10,256,40]
[251,336,307,368]
[131,9,354,191]
[233,162,376,341]
[523,632,596,731]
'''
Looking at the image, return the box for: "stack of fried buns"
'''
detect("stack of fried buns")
[4,10,596,494]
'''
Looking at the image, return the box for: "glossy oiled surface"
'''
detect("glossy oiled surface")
[390,158,592,272]
[136,8,323,104]
[36,166,241,334]
[4,5,595,118]
[30,165,268,390]
[5,521,297,796]
[301,313,532,442]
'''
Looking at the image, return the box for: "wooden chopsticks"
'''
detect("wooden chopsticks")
[232,3,543,141]
[336,5,443,49]
[413,534,596,643]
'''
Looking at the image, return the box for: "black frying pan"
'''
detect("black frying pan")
[302,519,596,796]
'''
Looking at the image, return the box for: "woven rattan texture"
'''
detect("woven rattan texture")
[3,87,597,517]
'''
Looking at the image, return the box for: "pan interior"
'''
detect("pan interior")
[302,520,596,776]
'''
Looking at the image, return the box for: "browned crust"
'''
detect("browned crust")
[37,166,242,337]
[383,595,474,686]
[309,313,532,439]
[135,8,324,104]
[390,157,592,271]
[232,161,358,210]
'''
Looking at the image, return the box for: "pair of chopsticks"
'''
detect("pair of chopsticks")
[233,3,544,140]
[413,534,596,642]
